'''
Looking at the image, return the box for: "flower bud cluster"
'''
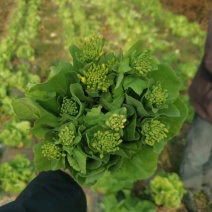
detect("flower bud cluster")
[58,124,76,146]
[146,84,168,108]
[105,114,126,131]
[60,97,78,116]
[133,50,153,75]
[41,142,61,160]
[106,57,117,66]
[79,35,104,63]
[83,64,109,93]
[141,119,169,146]
[91,130,122,158]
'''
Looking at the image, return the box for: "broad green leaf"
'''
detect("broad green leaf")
[72,166,106,187]
[107,157,123,172]
[33,142,51,171]
[51,159,63,170]
[160,97,188,140]
[67,155,80,171]
[36,92,59,114]
[115,73,124,89]
[69,44,82,70]
[70,83,92,102]
[112,146,158,182]
[86,160,102,171]
[84,106,103,126]
[125,94,149,116]
[118,58,132,73]
[106,155,120,170]
[153,140,167,153]
[12,98,40,120]
[100,87,124,111]
[73,147,87,174]
[157,103,180,117]
[123,113,139,141]
[29,64,78,95]
[123,76,148,95]
[93,171,133,194]
[31,108,59,138]
[84,166,105,184]
[125,39,143,58]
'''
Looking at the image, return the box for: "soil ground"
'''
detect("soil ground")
[0,0,17,41]
[160,0,212,30]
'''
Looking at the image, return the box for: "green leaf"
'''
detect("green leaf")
[51,159,63,170]
[125,94,149,116]
[86,160,102,171]
[125,39,143,58]
[33,142,51,171]
[115,73,124,89]
[84,106,103,127]
[153,140,167,153]
[12,98,40,120]
[70,83,92,102]
[36,92,59,114]
[112,146,158,182]
[29,62,78,96]
[67,155,80,171]
[118,58,132,73]
[123,113,139,141]
[84,166,105,184]
[73,147,87,174]
[160,97,188,140]
[157,103,180,117]
[100,86,124,111]
[123,76,148,95]
[31,108,59,138]
[150,64,181,100]
[107,157,123,172]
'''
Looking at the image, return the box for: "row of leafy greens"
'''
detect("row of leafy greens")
[12,36,187,186]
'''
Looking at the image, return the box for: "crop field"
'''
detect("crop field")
[0,0,211,211]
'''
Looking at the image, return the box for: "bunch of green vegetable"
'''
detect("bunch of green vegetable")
[0,154,35,193]
[0,120,32,148]
[13,36,187,186]
[150,172,186,208]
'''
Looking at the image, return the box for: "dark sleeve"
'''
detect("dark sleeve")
[188,11,212,122]
[189,59,212,123]
[0,170,87,212]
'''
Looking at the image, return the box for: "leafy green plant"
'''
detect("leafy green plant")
[101,189,156,212]
[0,0,40,149]
[150,172,186,208]
[12,36,187,186]
[0,120,32,147]
[0,154,35,193]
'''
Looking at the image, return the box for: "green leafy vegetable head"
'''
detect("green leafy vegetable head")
[145,83,168,108]
[105,114,127,131]
[41,142,62,160]
[79,35,104,63]
[0,154,35,193]
[141,119,168,146]
[58,123,76,146]
[90,130,122,158]
[150,172,186,208]
[80,64,109,93]
[60,97,79,116]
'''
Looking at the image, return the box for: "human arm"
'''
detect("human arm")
[0,170,87,212]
